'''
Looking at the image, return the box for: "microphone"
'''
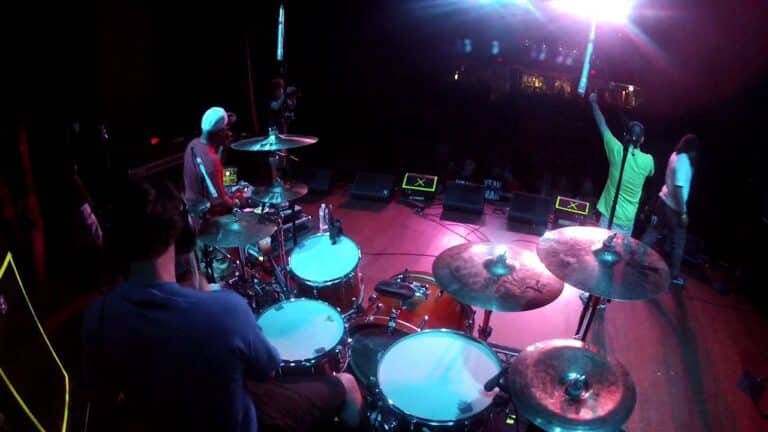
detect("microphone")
[484,366,509,392]
[328,206,342,245]
[190,146,218,200]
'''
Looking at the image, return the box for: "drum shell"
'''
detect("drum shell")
[289,233,363,313]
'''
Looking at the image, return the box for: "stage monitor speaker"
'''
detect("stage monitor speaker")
[507,192,554,227]
[443,181,485,214]
[350,172,395,201]
[300,168,333,194]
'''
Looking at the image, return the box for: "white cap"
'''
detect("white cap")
[200,107,228,134]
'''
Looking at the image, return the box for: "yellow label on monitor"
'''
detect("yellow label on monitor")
[555,196,590,215]
[402,173,438,192]
[223,167,238,186]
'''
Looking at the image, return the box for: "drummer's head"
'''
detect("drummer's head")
[201,106,233,148]
[107,177,184,271]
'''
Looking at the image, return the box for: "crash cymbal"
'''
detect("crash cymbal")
[537,226,670,301]
[250,179,308,204]
[230,134,318,151]
[432,242,564,312]
[508,339,637,432]
[198,213,277,248]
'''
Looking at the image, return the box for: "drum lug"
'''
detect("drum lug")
[374,303,383,314]
[368,294,379,305]
[413,283,429,301]
[387,309,400,335]
[467,310,476,334]
[437,289,445,299]
[418,315,429,331]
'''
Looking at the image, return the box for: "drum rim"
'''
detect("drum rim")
[257,298,347,363]
[375,328,502,424]
[288,233,361,286]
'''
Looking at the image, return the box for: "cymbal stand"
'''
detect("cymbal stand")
[478,309,494,341]
[575,294,603,341]
[574,234,621,341]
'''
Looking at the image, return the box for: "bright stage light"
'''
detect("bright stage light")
[549,0,634,23]
[473,0,528,4]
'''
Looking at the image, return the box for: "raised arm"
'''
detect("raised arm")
[589,92,609,136]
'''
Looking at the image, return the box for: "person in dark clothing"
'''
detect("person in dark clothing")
[82,179,363,432]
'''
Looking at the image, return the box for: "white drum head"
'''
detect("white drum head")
[257,299,344,361]
[289,234,360,285]
[377,330,501,422]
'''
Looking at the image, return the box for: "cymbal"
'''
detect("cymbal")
[508,339,636,432]
[432,242,564,312]
[230,134,318,152]
[537,226,670,301]
[198,213,277,248]
[250,180,308,204]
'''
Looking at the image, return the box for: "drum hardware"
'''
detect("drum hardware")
[386,309,400,335]
[537,226,670,340]
[417,315,429,330]
[485,341,520,366]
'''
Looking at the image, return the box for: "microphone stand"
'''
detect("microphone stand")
[575,139,632,341]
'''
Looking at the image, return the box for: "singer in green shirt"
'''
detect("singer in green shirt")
[589,92,655,237]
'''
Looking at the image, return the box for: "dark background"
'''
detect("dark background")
[4,0,768,290]
[2,1,767,428]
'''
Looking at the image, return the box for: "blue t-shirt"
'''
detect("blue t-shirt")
[82,281,280,431]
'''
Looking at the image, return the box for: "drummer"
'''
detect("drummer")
[183,106,242,213]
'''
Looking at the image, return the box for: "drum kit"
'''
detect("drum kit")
[190,129,322,309]
[190,129,671,431]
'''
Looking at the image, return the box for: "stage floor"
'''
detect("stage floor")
[293,186,768,432]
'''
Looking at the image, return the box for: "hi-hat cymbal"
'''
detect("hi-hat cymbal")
[230,134,318,152]
[432,242,564,312]
[198,213,277,248]
[537,226,670,301]
[249,179,308,204]
[508,339,637,432]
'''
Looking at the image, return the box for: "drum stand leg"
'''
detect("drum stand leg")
[574,294,602,341]
[478,309,493,341]
[275,216,293,296]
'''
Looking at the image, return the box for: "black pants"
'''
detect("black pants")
[641,199,687,278]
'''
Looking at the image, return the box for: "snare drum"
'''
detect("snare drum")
[256,298,349,376]
[348,271,475,388]
[288,233,363,313]
[376,330,501,431]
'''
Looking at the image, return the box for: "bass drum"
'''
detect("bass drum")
[375,330,501,431]
[348,270,475,389]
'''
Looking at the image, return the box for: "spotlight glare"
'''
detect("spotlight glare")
[550,0,634,23]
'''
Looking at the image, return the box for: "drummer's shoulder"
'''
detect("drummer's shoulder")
[200,288,254,316]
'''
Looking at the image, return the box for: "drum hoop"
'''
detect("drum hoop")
[376,329,502,423]
[351,316,421,335]
[288,234,361,286]
[257,298,347,363]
